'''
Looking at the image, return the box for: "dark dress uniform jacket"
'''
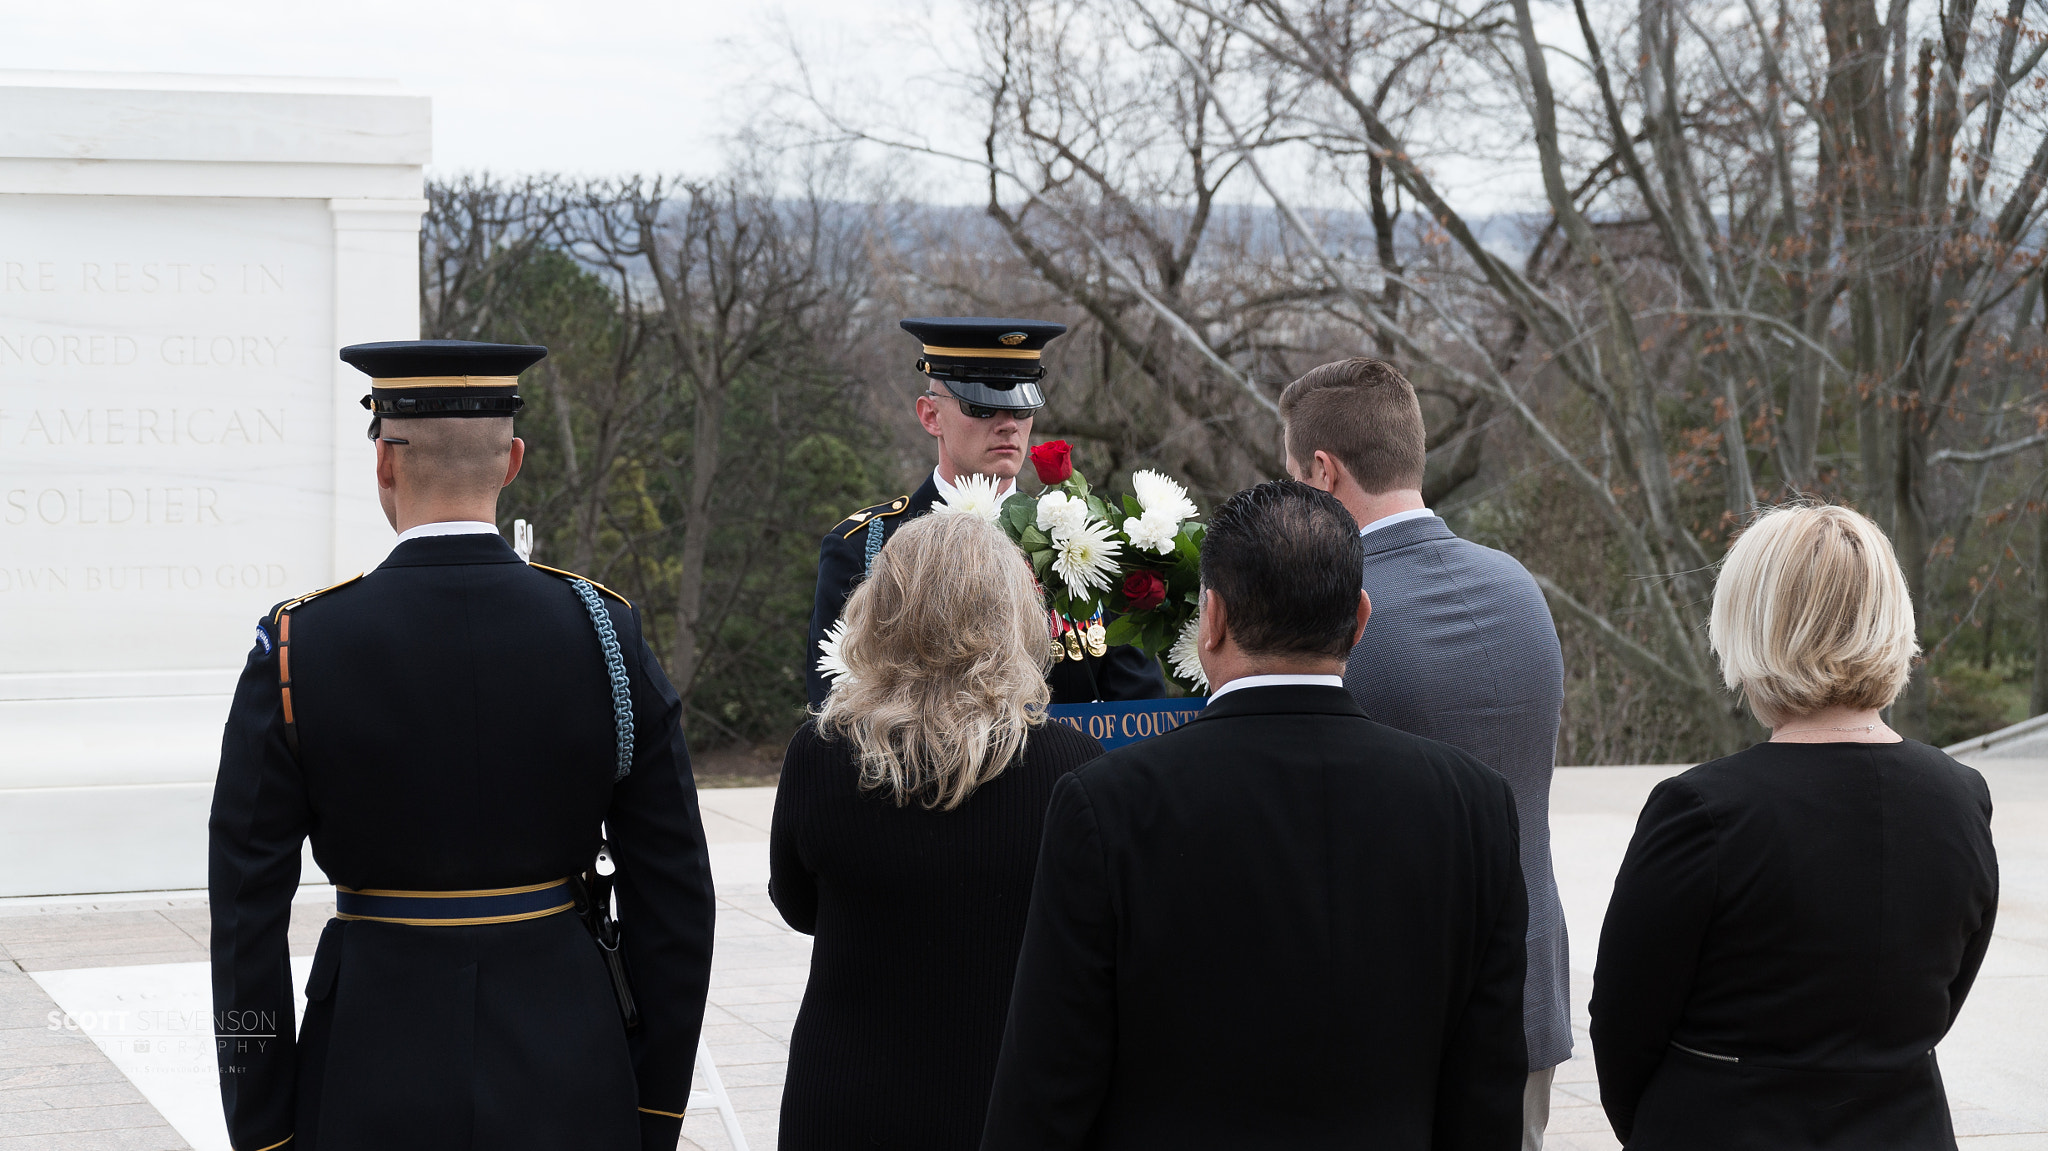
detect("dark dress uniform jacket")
[1591,740,1998,1149]
[981,685,1529,1151]
[806,473,1166,707]
[209,533,717,1151]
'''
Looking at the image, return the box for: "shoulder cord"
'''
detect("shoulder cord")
[863,517,886,575]
[277,612,298,758]
[571,579,636,782]
[275,586,636,782]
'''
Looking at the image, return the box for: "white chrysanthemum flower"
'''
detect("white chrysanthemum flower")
[1122,507,1182,555]
[1036,490,1090,540]
[815,618,856,687]
[936,473,1005,525]
[1051,517,1123,598]
[1168,610,1208,692]
[1131,469,1198,525]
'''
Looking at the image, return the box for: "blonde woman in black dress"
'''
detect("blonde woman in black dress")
[770,510,1103,1150]
[1593,505,1999,1149]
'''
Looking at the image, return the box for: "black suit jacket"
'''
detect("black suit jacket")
[1591,740,1998,1149]
[209,533,716,1151]
[806,472,1167,707]
[981,685,1528,1150]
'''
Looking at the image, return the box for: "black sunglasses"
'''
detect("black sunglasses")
[924,391,1040,420]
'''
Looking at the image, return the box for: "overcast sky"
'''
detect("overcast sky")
[0,0,961,178]
[0,0,1548,215]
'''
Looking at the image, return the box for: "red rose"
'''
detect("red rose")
[1030,440,1074,485]
[1122,569,1167,612]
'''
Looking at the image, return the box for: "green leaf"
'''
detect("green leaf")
[1030,548,1054,579]
[1019,524,1051,550]
[1103,614,1140,646]
[1122,494,1142,518]
[1002,494,1036,534]
[1085,495,1111,523]
[1141,615,1170,654]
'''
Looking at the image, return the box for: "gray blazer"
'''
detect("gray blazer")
[1347,513,1571,1070]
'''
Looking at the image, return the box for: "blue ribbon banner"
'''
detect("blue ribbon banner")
[1047,697,1209,750]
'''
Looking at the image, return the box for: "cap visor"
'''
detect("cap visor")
[941,378,1044,410]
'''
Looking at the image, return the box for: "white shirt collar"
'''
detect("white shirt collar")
[932,467,1017,504]
[1206,673,1345,702]
[1358,507,1437,537]
[394,520,501,545]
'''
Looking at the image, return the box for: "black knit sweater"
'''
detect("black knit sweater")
[769,718,1104,1150]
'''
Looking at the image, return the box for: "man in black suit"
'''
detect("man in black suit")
[209,341,715,1151]
[982,480,1528,1150]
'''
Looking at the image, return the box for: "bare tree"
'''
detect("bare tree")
[566,169,877,698]
[423,166,886,745]
[1134,0,2048,743]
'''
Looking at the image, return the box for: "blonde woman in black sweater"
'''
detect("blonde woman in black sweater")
[770,510,1104,1150]
[1593,505,1998,1148]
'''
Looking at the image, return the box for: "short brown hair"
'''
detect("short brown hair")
[1278,358,1426,494]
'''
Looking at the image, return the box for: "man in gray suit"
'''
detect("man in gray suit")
[1281,358,1570,1150]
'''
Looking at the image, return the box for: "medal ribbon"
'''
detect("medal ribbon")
[1046,607,1107,661]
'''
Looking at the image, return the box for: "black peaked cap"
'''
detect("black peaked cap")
[900,317,1067,411]
[343,340,545,433]
[341,340,547,378]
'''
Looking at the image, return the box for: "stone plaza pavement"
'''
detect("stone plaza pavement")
[1,749,2043,1150]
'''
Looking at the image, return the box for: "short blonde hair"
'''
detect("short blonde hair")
[1709,504,1919,726]
[816,510,1051,809]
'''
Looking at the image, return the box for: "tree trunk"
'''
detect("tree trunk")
[671,376,723,697]
[2032,452,2048,715]
[1893,405,1933,739]
[543,360,597,572]
[1367,153,1401,355]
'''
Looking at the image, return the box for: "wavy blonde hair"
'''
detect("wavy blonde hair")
[1709,503,1919,727]
[817,510,1052,809]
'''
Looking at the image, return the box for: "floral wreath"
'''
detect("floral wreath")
[817,441,1209,693]
[955,441,1207,691]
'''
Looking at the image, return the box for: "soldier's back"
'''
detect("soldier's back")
[288,533,625,889]
[213,530,709,1151]
[213,339,714,1151]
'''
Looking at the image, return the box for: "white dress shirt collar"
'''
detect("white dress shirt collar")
[1358,506,1437,537]
[932,467,1018,505]
[1206,673,1346,702]
[394,520,501,545]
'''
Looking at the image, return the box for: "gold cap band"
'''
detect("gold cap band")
[920,345,1041,361]
[371,375,521,389]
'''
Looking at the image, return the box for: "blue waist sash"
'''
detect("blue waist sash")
[334,878,574,926]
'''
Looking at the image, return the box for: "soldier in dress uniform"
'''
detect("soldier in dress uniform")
[805,317,1167,708]
[209,340,716,1151]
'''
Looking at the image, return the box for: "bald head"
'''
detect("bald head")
[374,417,525,534]
[390,418,515,500]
